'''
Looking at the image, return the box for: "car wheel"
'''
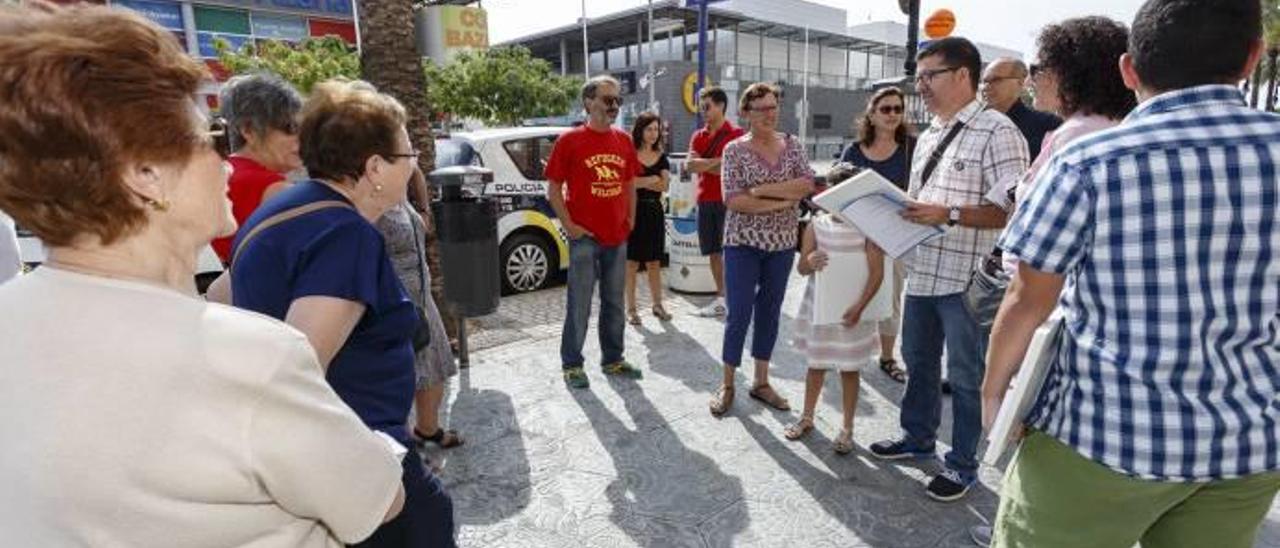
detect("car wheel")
[500,233,555,294]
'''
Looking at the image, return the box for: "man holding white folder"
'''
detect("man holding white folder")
[867,37,1028,503]
[984,1,1280,546]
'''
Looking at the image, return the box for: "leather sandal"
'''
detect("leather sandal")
[785,414,815,441]
[748,384,791,411]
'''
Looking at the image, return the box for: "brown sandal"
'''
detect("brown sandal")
[833,428,854,454]
[652,305,673,321]
[784,415,815,440]
[749,384,791,411]
[627,308,642,326]
[709,386,735,417]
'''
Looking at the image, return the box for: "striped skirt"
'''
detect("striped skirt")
[791,278,878,372]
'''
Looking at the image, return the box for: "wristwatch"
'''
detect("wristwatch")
[947,206,961,226]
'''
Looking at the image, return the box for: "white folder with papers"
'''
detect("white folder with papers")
[813,251,893,325]
[982,318,1065,465]
[812,170,946,259]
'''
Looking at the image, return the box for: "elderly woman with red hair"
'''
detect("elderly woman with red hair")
[0,4,404,545]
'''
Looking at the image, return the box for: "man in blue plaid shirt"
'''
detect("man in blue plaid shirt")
[985,0,1280,546]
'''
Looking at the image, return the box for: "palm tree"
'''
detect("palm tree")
[1263,1,1280,110]
[355,0,455,336]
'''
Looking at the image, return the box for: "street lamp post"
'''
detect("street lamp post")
[582,0,589,79]
[648,0,656,110]
[904,0,920,78]
[695,0,709,127]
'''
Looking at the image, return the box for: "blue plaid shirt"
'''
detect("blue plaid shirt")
[1001,85,1280,482]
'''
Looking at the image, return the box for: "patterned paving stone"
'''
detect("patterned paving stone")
[444,276,1280,548]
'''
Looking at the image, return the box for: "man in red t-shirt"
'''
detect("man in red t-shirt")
[544,75,643,388]
[686,86,745,318]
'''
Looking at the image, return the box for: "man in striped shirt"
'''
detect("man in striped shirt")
[868,37,1029,503]
[986,0,1280,545]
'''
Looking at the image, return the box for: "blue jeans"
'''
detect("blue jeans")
[721,245,794,367]
[561,237,626,369]
[899,293,986,478]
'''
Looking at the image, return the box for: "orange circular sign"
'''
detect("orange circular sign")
[924,9,956,39]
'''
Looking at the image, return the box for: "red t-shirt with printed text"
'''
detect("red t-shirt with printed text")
[688,121,745,203]
[212,156,286,263]
[543,125,641,247]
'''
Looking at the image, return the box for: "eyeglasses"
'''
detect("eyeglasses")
[914,66,960,85]
[205,118,230,159]
[596,95,623,107]
[385,150,420,162]
[877,105,904,114]
[980,75,1022,86]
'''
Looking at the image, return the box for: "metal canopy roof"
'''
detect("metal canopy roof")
[499,0,906,61]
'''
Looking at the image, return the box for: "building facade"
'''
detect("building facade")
[506,0,1021,161]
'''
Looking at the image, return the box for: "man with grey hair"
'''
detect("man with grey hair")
[544,75,643,389]
[211,72,304,264]
[981,57,1061,159]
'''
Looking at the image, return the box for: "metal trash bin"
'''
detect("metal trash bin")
[429,166,498,365]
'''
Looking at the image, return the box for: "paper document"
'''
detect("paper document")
[982,318,1065,465]
[812,170,945,259]
[813,251,893,325]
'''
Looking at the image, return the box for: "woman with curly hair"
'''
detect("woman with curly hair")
[994,16,1138,277]
[1015,16,1138,204]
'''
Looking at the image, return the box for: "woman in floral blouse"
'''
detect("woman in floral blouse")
[709,82,816,417]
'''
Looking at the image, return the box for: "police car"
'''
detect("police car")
[16,224,225,294]
[435,127,573,294]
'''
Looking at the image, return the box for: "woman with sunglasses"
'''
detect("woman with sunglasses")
[838,87,916,384]
[0,5,405,545]
[225,79,456,547]
[209,72,304,265]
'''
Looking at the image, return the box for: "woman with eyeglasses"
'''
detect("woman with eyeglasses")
[709,82,816,416]
[0,5,406,545]
[226,79,457,547]
[837,87,917,384]
[209,72,304,265]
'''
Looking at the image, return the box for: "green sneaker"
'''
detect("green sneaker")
[602,360,643,379]
[563,367,590,389]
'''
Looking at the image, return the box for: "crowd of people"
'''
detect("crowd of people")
[0,0,1276,547]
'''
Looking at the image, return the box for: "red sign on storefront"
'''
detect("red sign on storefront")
[308,18,356,45]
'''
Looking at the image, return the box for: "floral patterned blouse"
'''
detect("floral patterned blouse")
[720,133,815,251]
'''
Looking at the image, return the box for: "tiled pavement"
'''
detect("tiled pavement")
[430,274,1280,548]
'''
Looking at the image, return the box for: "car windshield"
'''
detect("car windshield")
[435,138,478,169]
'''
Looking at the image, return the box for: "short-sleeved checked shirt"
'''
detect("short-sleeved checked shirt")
[906,100,1028,296]
[1001,85,1280,482]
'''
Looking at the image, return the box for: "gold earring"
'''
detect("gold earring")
[146,198,171,212]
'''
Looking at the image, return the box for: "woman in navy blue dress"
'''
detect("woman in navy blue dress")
[228,80,456,548]
[838,87,915,384]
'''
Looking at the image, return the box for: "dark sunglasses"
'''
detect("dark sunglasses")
[877,105,904,114]
[597,95,623,107]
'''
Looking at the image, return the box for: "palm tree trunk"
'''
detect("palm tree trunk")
[356,0,457,340]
